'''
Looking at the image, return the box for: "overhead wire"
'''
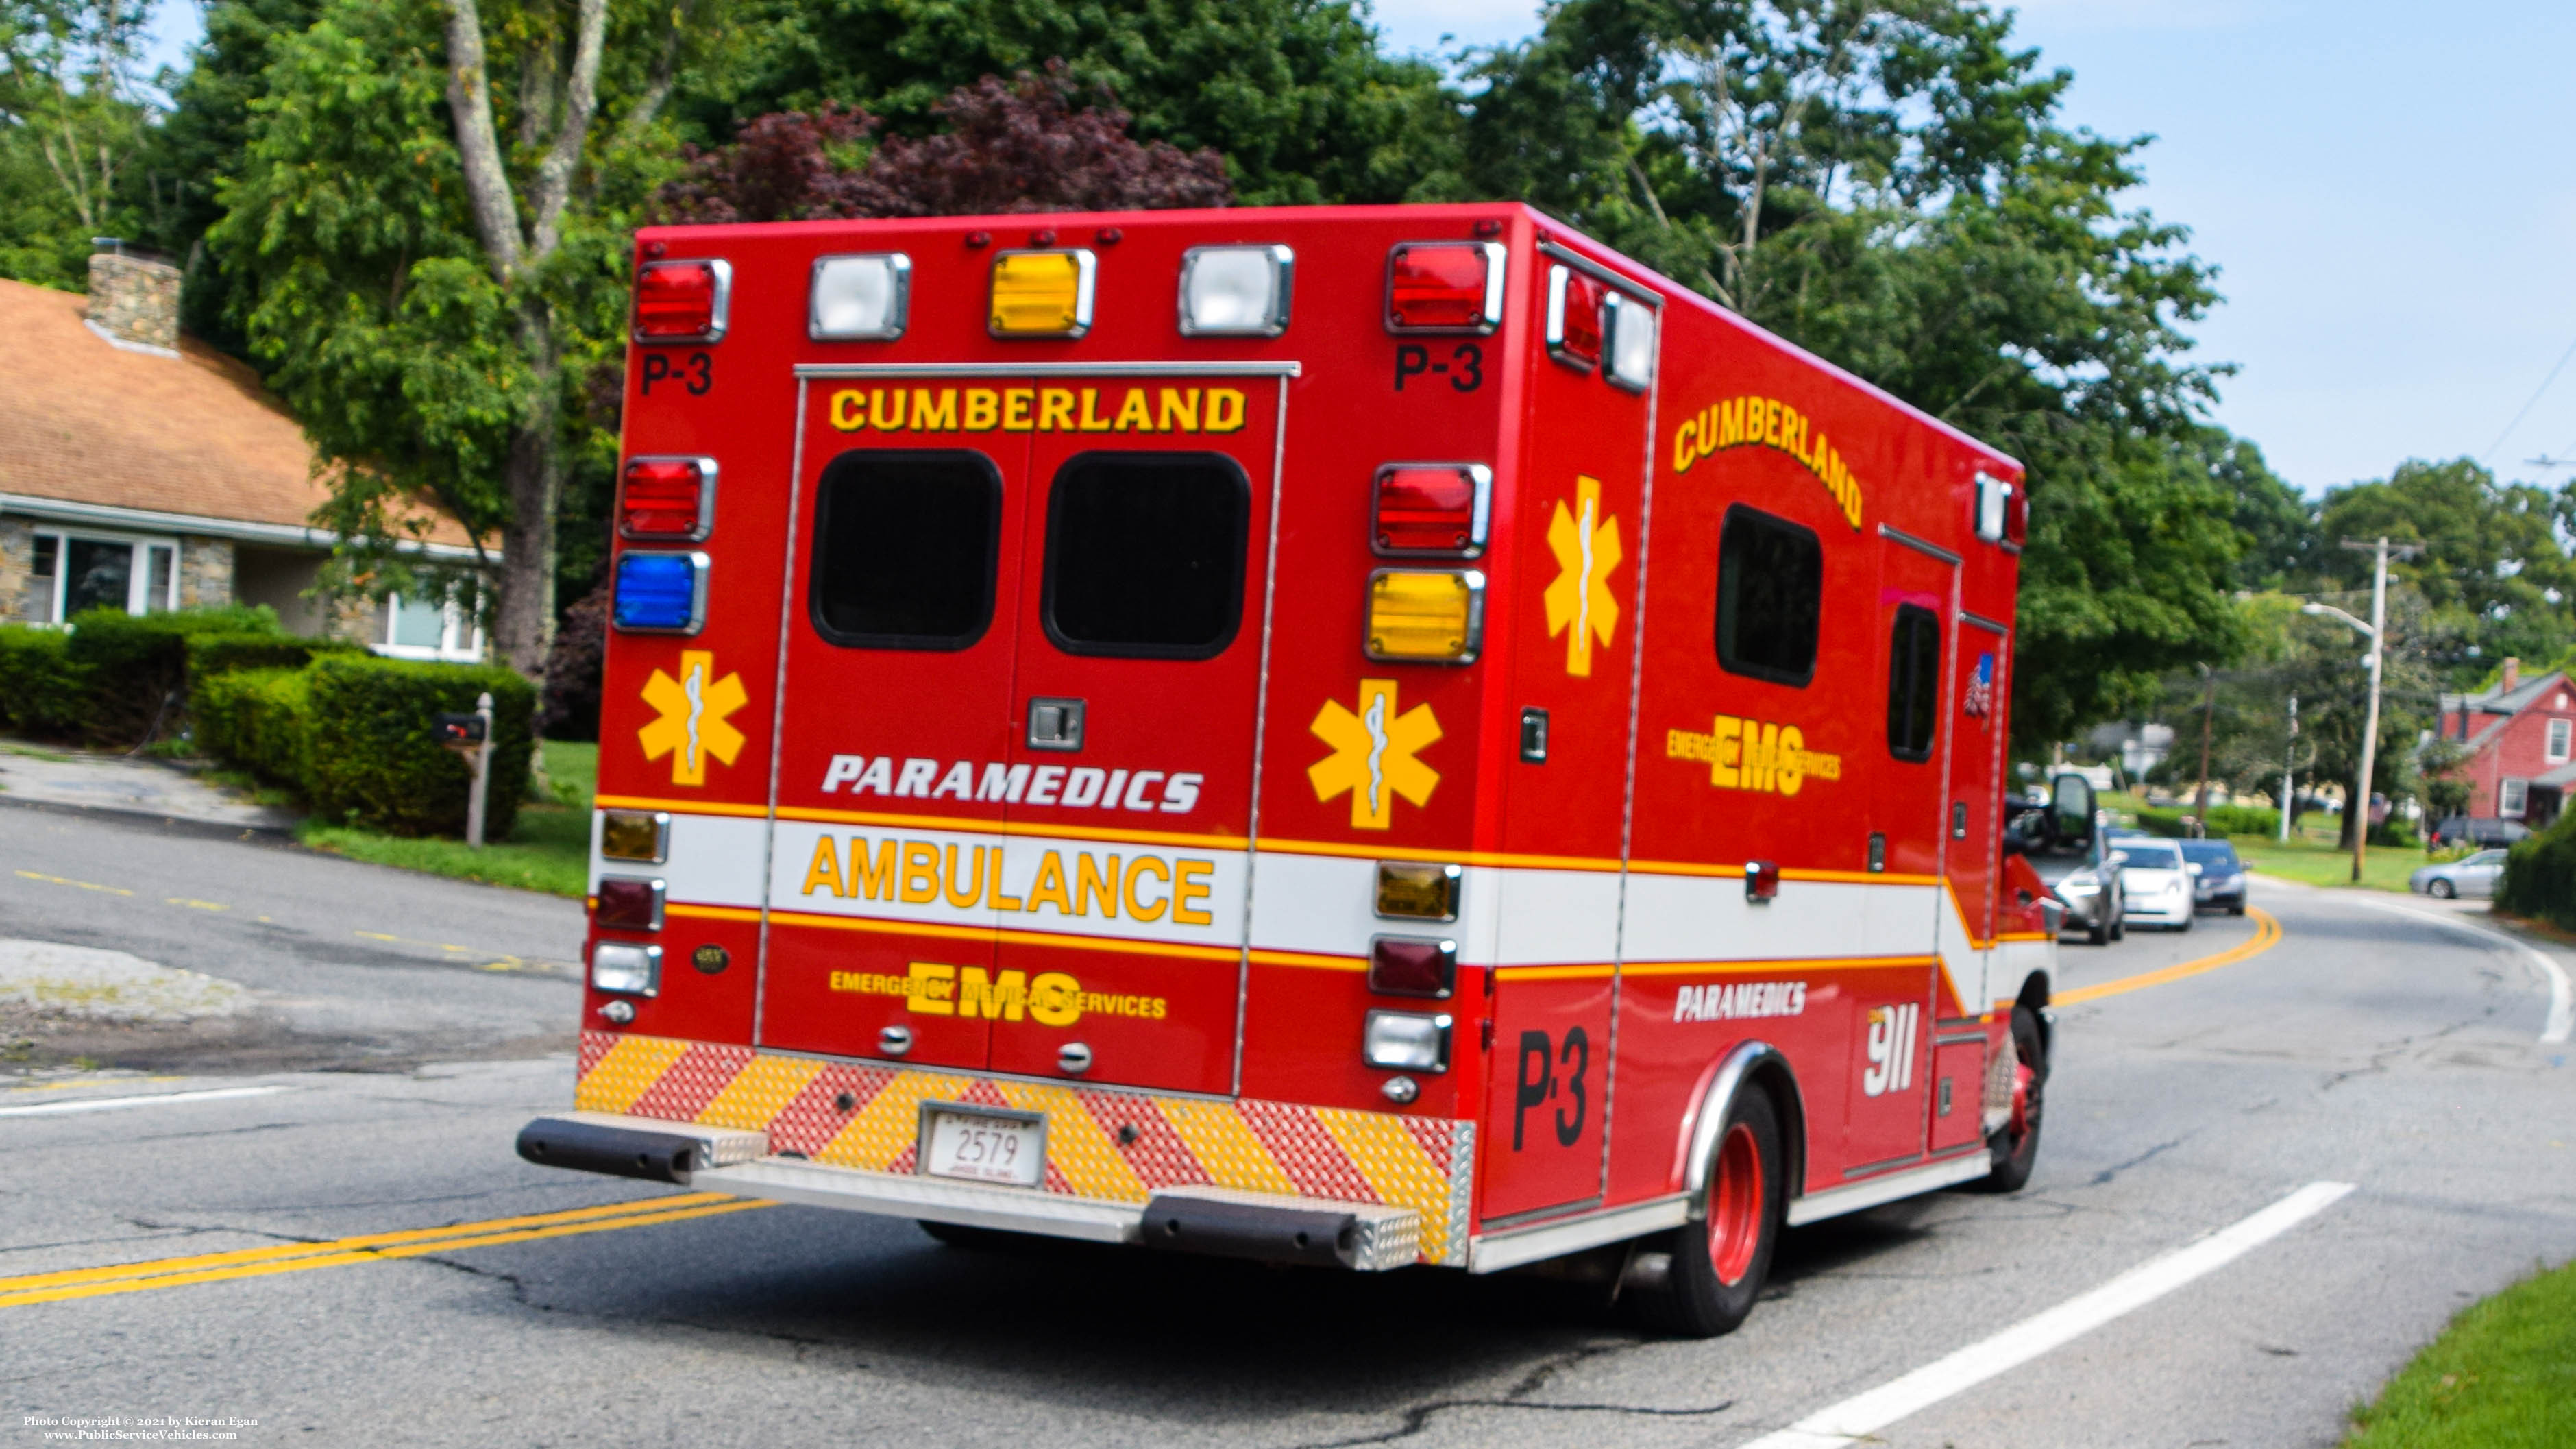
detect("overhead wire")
[2481,332,2576,464]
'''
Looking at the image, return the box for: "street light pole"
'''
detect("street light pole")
[2280,694,2297,844]
[2308,537,2425,883]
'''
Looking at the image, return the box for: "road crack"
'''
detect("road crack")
[1279,1341,1736,1448]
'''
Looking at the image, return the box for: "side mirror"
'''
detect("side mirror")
[2052,772,2097,848]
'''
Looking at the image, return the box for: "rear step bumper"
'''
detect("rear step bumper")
[517,1111,1422,1270]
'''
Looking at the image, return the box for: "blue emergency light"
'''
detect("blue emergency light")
[613,551,709,634]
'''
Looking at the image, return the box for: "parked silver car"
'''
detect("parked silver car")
[2410,849,2509,899]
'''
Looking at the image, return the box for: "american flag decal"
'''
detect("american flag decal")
[1964,653,1995,717]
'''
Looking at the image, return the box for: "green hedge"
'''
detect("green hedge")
[193,667,312,786]
[185,632,358,681]
[301,655,535,838]
[2499,810,2576,931]
[0,624,79,734]
[61,606,285,745]
[2133,803,2282,838]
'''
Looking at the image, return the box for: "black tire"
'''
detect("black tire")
[2429,879,2455,899]
[1632,1088,1784,1338]
[1974,1005,2048,1193]
[2086,916,2107,946]
[2176,910,2193,933]
[2109,915,2125,942]
[2228,903,2245,916]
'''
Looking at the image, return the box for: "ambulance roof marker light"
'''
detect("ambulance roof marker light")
[618,457,716,542]
[1372,463,1491,557]
[1386,241,1505,334]
[990,248,1097,337]
[1178,245,1294,337]
[1604,291,1657,392]
[633,259,731,343]
[809,254,911,341]
[1546,265,1604,374]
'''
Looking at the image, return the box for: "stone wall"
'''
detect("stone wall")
[0,518,38,624]
[176,535,234,611]
[86,254,182,354]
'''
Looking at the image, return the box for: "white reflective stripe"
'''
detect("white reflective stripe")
[765,818,1245,951]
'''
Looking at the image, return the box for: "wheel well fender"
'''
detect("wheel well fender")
[1673,1041,1806,1218]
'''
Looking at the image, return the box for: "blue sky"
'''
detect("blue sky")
[143,1,2576,498]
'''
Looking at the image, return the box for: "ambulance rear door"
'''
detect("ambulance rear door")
[758,372,1035,1071]
[982,371,1288,1096]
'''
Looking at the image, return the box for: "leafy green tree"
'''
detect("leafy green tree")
[1453,0,2250,751]
[0,0,162,286]
[208,0,721,675]
[722,0,1461,205]
[2315,458,2576,682]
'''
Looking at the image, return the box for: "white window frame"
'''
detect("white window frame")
[2548,718,2570,764]
[371,590,485,663]
[27,527,182,623]
[2501,777,2530,818]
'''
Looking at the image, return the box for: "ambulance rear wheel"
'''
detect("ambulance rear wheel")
[1636,1088,1782,1338]
[1974,1005,2048,1193]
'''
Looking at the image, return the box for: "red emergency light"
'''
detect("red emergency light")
[1373,463,1491,557]
[593,877,665,931]
[1546,265,1605,372]
[2004,481,2028,547]
[1745,860,1781,903]
[634,259,731,343]
[1386,242,1504,334]
[1368,936,1458,999]
[620,457,717,542]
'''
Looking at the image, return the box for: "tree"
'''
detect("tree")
[208,0,724,677]
[0,0,162,285]
[717,0,1458,206]
[2316,458,2576,683]
[655,66,1230,224]
[1453,0,2252,752]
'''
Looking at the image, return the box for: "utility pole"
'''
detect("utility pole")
[2305,537,2425,882]
[2280,694,2298,843]
[2192,664,2218,836]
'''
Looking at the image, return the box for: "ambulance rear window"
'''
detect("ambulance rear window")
[1715,504,1821,687]
[1042,452,1249,659]
[809,450,1001,649]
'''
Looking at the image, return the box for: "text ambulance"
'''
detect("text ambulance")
[518,202,2057,1337]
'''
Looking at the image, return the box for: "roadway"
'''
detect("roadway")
[3,805,2571,1448]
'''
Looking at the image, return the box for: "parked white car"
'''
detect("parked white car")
[2411,849,2508,899]
[2118,839,2195,931]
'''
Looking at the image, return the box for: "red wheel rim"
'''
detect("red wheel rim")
[1708,1121,1765,1284]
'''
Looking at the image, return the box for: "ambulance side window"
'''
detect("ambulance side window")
[1887,605,1941,761]
[1713,504,1821,687]
[1042,451,1249,659]
[809,449,1001,650]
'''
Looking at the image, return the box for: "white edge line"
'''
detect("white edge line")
[1735,1181,2357,1449]
[2336,894,2575,1044]
[0,1086,289,1119]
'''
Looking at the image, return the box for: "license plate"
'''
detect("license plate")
[918,1106,1046,1188]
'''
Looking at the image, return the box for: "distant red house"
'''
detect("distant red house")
[2436,657,2576,826]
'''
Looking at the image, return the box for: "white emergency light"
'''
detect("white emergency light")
[1362,1010,1453,1073]
[590,941,661,997]
[810,254,911,340]
[1178,245,1294,336]
[1604,291,1657,392]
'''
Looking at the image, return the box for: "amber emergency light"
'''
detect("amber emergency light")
[1373,464,1491,557]
[990,249,1097,337]
[1365,570,1484,663]
[599,809,670,863]
[1385,241,1504,334]
[633,260,731,343]
[1374,861,1463,921]
[619,458,716,542]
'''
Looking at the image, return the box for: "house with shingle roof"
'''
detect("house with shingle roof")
[2434,657,2576,828]
[0,252,492,659]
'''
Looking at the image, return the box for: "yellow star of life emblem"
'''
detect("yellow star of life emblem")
[1543,474,1623,677]
[638,649,748,787]
[1308,679,1441,830]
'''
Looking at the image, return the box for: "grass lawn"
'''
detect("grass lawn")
[2346,1259,2576,1447]
[2227,833,2426,894]
[294,740,597,899]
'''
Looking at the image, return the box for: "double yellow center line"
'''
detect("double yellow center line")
[0,1192,772,1309]
[2054,905,2284,1005]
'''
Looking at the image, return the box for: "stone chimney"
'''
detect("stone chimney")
[86,248,182,356]
[2502,657,2520,694]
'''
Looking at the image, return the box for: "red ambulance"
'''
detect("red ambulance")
[517,202,2059,1336]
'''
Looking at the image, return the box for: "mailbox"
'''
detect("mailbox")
[434,712,488,748]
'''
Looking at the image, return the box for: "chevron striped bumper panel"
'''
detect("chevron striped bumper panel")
[572,1031,1476,1265]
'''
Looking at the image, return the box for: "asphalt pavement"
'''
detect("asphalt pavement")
[1,810,2570,1448]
